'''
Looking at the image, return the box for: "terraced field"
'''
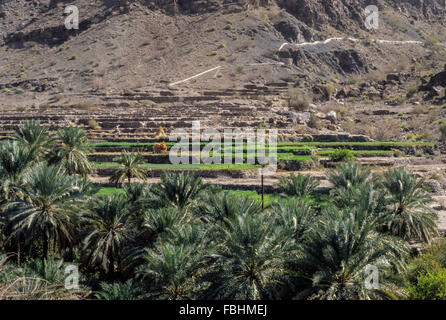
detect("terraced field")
[1,85,445,234]
[87,139,438,183]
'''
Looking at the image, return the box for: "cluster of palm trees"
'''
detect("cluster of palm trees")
[0,121,440,300]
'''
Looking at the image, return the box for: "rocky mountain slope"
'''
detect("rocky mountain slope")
[0,0,446,143]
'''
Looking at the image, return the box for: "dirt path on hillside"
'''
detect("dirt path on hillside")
[278,37,446,51]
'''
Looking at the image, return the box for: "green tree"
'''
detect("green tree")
[328,162,371,189]
[269,198,316,242]
[203,212,290,299]
[138,243,203,299]
[278,174,320,198]
[331,181,387,215]
[153,172,206,211]
[292,207,409,300]
[13,120,54,161]
[95,280,140,300]
[52,127,92,177]
[194,192,262,224]
[381,167,438,243]
[81,194,132,277]
[142,207,185,244]
[109,151,147,186]
[5,164,86,260]
[0,140,36,203]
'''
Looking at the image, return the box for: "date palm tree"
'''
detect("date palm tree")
[292,207,409,300]
[13,120,54,161]
[5,164,86,260]
[95,280,140,300]
[81,194,133,278]
[278,173,320,198]
[142,207,185,243]
[152,172,207,211]
[193,191,262,225]
[328,162,371,189]
[51,127,92,177]
[0,140,36,203]
[269,197,316,242]
[331,181,387,217]
[138,242,204,300]
[202,212,290,300]
[109,151,147,186]
[381,167,438,243]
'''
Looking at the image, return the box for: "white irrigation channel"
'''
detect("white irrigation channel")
[168,62,285,86]
[278,37,433,51]
[169,37,442,86]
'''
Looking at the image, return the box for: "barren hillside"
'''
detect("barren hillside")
[0,0,446,142]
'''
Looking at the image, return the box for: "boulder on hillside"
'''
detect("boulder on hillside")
[326,111,337,124]
[421,70,446,90]
[386,73,400,82]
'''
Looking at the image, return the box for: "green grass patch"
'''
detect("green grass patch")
[225,190,280,207]
[276,141,434,147]
[316,149,395,156]
[93,162,260,171]
[95,188,280,207]
[277,154,313,161]
[95,187,126,196]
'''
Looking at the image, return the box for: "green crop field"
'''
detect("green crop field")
[93,162,260,170]
[316,149,396,156]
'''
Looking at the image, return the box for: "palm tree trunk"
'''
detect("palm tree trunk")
[17,234,21,266]
[65,154,72,176]
[109,258,115,280]
[261,171,265,210]
[42,232,49,261]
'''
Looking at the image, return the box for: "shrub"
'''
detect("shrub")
[414,131,432,142]
[88,119,101,130]
[236,66,244,74]
[51,94,63,102]
[39,103,51,110]
[406,132,415,141]
[411,105,425,115]
[424,34,441,51]
[406,87,418,99]
[406,240,446,284]
[408,269,446,300]
[391,148,404,157]
[289,99,309,111]
[307,114,321,129]
[323,83,335,99]
[153,142,168,154]
[440,124,446,141]
[329,149,354,162]
[75,101,98,110]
